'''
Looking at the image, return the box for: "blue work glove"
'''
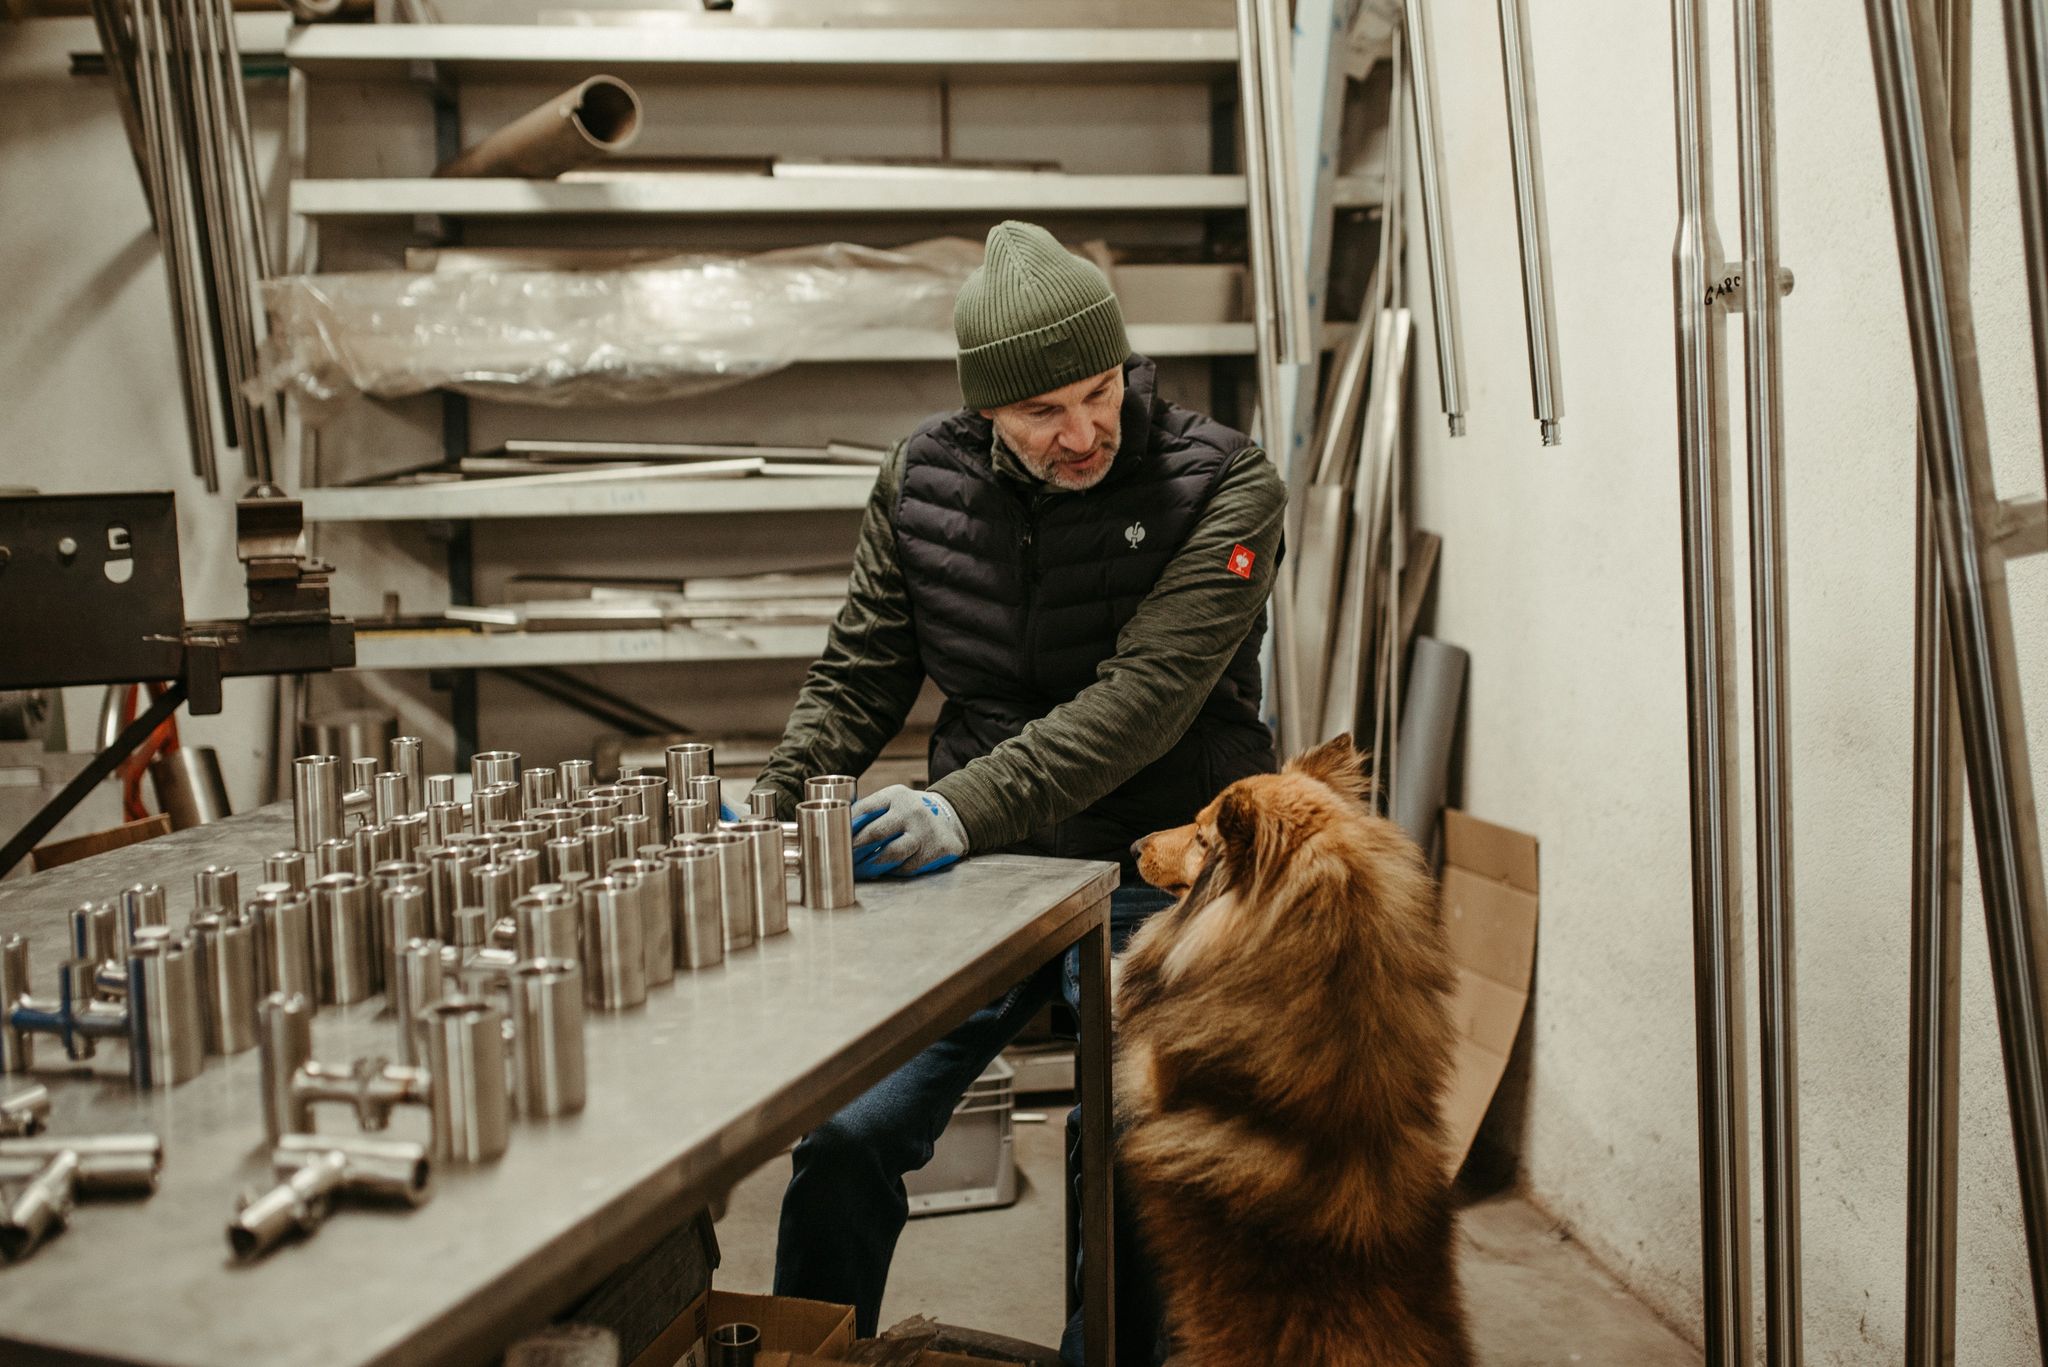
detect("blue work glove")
[719,801,740,823]
[850,785,967,879]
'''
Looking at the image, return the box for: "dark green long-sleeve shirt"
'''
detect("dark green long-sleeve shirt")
[756,436,1284,853]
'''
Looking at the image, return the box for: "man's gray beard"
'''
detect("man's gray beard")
[1010,430,1122,489]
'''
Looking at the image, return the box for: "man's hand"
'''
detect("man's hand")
[850,785,968,879]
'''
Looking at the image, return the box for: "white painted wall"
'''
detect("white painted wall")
[1406,1,2047,1361]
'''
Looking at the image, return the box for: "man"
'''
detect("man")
[754,220,1284,1363]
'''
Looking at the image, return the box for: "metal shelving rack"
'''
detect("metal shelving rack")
[283,13,1367,759]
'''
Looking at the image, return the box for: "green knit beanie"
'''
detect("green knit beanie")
[954,220,1132,410]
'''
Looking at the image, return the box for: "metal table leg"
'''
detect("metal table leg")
[1077,896,1116,1367]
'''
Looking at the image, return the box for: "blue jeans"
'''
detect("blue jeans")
[774,884,1174,1366]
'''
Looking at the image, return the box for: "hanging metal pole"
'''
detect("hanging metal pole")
[1865,0,2048,1350]
[1732,0,1801,1361]
[1401,0,1467,438]
[1905,5,1969,1358]
[1498,0,1565,445]
[2001,0,2048,491]
[1253,0,1314,366]
[1670,0,1753,1359]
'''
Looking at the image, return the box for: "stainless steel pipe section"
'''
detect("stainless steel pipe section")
[609,859,674,987]
[1497,0,1566,444]
[1669,0,1753,1358]
[311,873,377,1005]
[515,892,581,962]
[585,823,623,871]
[1402,0,1468,437]
[665,743,713,794]
[0,1134,163,1194]
[381,885,432,997]
[620,774,670,843]
[257,890,317,1006]
[470,750,520,793]
[498,819,551,860]
[510,959,587,1119]
[2002,0,2048,493]
[425,774,458,807]
[727,821,789,939]
[423,997,510,1164]
[227,1151,341,1261]
[578,878,648,1010]
[316,837,356,878]
[672,798,715,839]
[697,831,756,952]
[389,736,425,813]
[293,755,344,854]
[258,992,315,1145]
[559,758,595,799]
[372,772,404,826]
[1866,0,2048,1343]
[194,865,239,914]
[0,1150,78,1262]
[391,938,445,1069]
[275,1133,432,1206]
[569,795,623,829]
[474,781,519,830]
[191,914,258,1057]
[547,836,589,883]
[804,775,856,804]
[128,937,204,1089]
[661,845,725,970]
[350,758,379,806]
[616,812,652,858]
[118,883,167,946]
[686,776,722,812]
[1733,0,1802,1356]
[71,903,119,969]
[798,800,857,911]
[264,850,309,895]
[747,787,778,821]
[521,766,559,811]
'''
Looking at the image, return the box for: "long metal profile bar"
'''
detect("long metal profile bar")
[1253,0,1314,366]
[1865,0,2048,1349]
[1234,0,1282,438]
[1498,0,1565,445]
[1670,0,1754,1359]
[1403,0,1468,437]
[1732,0,1801,1359]
[2002,0,2048,490]
[1906,4,1969,1360]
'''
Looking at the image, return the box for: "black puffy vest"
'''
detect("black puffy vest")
[893,354,1275,865]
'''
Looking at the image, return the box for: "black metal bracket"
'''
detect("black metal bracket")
[0,680,190,879]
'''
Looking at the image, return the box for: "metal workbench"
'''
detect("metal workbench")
[0,805,1120,1367]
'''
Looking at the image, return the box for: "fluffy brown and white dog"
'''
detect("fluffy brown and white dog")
[1118,734,1471,1366]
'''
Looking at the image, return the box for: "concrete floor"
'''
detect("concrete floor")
[715,1097,1700,1365]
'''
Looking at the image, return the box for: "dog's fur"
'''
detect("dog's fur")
[1119,734,1472,1366]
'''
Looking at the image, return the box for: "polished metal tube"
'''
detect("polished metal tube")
[373,773,406,826]
[259,891,317,1006]
[317,837,357,878]
[259,991,315,1145]
[665,743,713,795]
[350,757,379,803]
[1867,0,2048,1341]
[558,758,595,799]
[0,1134,162,1193]
[609,859,674,987]
[804,775,856,804]
[118,883,167,946]
[728,821,789,939]
[427,846,464,942]
[391,938,445,1068]
[497,820,551,860]
[569,795,623,830]
[712,1322,761,1367]
[275,1133,432,1205]
[1402,0,1468,436]
[264,850,310,894]
[1907,16,1969,1363]
[0,937,29,1072]
[521,767,559,811]
[672,797,715,839]
[382,885,432,996]
[425,774,459,807]
[1670,0,1752,1358]
[311,872,378,1005]
[474,781,519,830]
[510,959,586,1119]
[697,831,756,952]
[515,892,581,962]
[1732,0,1801,1357]
[0,1150,78,1262]
[2002,0,2048,492]
[686,775,722,812]
[428,801,469,845]
[620,774,670,843]
[389,736,425,813]
[0,1084,49,1139]
[470,750,520,793]
[616,812,652,858]
[229,1151,341,1261]
[747,787,778,821]
[293,755,345,853]
[585,823,623,872]
[454,907,489,952]
[423,997,510,1164]
[128,937,204,1089]
[578,878,648,1010]
[71,903,120,968]
[475,864,520,929]
[798,800,857,911]
[501,846,543,898]
[354,822,399,874]
[532,808,582,841]
[661,845,725,970]
[391,812,427,860]
[547,835,589,884]
[194,865,240,915]
[191,914,258,1056]
[1498,0,1566,444]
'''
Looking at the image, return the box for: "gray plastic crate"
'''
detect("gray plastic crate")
[905,1056,1018,1217]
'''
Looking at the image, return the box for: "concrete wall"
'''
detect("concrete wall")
[1405,1,2047,1361]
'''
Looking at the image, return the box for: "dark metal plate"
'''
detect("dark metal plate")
[0,493,186,688]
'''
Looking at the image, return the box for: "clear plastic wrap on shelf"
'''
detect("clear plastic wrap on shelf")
[253,238,985,415]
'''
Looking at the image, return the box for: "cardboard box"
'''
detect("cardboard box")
[1437,810,1540,1175]
[700,1291,857,1363]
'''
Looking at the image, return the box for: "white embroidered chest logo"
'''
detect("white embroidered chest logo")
[1125,521,1146,550]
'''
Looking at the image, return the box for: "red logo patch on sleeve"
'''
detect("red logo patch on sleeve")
[1226,545,1256,579]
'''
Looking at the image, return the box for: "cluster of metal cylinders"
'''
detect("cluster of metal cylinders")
[0,1132,163,1263]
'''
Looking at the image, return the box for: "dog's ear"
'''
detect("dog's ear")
[1287,733,1375,803]
[1213,786,1259,855]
